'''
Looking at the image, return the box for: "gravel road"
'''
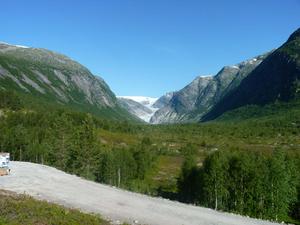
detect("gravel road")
[0,162,279,225]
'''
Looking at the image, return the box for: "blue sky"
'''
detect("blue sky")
[1,0,300,97]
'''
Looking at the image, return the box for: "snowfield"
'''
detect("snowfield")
[117,96,158,107]
[117,96,160,122]
[0,162,280,225]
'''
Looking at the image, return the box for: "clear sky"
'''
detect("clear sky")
[1,0,300,97]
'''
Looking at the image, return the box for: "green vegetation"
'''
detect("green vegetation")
[216,99,300,121]
[0,51,137,121]
[0,90,299,223]
[177,149,300,224]
[0,190,108,225]
[0,108,157,191]
[202,29,300,122]
[0,90,23,110]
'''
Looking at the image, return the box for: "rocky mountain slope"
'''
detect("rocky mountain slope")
[150,53,269,124]
[152,92,175,108]
[0,42,134,120]
[202,28,300,121]
[118,96,159,122]
[2,28,299,124]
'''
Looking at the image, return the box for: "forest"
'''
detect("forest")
[178,149,300,223]
[0,90,299,223]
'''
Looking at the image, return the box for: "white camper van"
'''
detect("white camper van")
[0,152,10,176]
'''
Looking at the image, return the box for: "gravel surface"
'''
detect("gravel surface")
[0,162,280,225]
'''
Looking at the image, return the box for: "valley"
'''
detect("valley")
[0,27,300,225]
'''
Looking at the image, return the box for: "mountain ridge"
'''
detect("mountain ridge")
[202,28,300,121]
[150,52,270,124]
[1,27,299,124]
[0,42,136,120]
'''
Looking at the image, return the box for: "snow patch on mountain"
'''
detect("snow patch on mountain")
[119,96,158,107]
[150,52,270,124]
[199,74,213,78]
[0,41,29,49]
[118,96,160,122]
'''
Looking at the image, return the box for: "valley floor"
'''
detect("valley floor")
[0,162,280,225]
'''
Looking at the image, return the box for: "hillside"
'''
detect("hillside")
[150,53,269,124]
[202,28,300,121]
[0,190,109,225]
[0,162,280,225]
[0,42,135,121]
[152,92,175,109]
[0,2,299,225]
[0,29,299,225]
[0,90,299,223]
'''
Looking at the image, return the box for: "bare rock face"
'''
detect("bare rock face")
[203,28,300,121]
[152,92,175,109]
[150,53,269,124]
[0,42,123,117]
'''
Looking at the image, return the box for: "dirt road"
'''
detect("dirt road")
[0,162,279,225]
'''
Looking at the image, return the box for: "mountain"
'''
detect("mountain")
[0,42,134,120]
[202,28,300,121]
[117,96,159,122]
[119,96,158,107]
[152,92,175,108]
[150,53,269,124]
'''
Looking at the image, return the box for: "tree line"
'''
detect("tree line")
[0,91,157,191]
[178,149,300,223]
[1,90,299,223]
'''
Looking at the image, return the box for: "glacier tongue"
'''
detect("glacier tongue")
[117,96,160,122]
[118,96,158,106]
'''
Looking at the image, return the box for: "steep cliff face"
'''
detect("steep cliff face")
[150,53,269,124]
[0,42,133,120]
[202,28,300,121]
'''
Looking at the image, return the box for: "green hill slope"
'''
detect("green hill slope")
[202,28,300,121]
[0,42,136,121]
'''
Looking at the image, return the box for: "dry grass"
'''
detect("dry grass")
[0,190,109,225]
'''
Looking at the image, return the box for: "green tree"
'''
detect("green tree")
[266,150,298,221]
[202,151,229,210]
[0,90,23,110]
[177,154,200,203]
